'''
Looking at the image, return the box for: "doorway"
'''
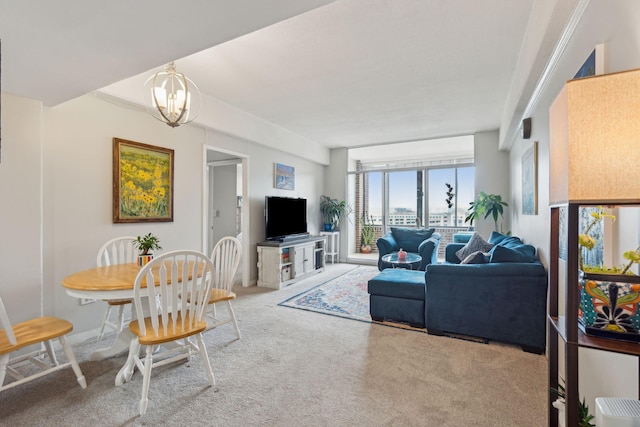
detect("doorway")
[203,145,250,287]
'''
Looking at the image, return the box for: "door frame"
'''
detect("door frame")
[202,144,250,287]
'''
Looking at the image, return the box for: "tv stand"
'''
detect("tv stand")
[274,233,310,243]
[257,236,326,289]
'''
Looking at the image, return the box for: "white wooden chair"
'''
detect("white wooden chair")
[0,295,87,392]
[96,236,137,342]
[206,236,242,339]
[124,250,215,416]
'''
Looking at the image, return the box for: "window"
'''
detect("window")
[352,164,474,238]
[427,166,474,228]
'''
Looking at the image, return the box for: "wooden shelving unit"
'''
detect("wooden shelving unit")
[548,68,640,427]
[548,202,640,427]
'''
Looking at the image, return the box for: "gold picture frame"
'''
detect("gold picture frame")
[113,137,174,223]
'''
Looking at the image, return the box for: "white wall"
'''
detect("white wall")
[505,0,640,411]
[325,148,349,261]
[0,94,42,323]
[473,130,510,238]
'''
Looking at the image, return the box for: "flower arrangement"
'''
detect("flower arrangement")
[133,233,162,255]
[579,206,640,274]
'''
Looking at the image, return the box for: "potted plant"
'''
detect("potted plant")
[360,214,376,253]
[320,195,350,231]
[133,233,162,267]
[464,191,508,233]
[550,378,595,427]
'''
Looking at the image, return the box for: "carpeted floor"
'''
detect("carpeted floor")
[0,263,549,426]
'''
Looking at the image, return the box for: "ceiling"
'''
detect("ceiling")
[1,0,574,152]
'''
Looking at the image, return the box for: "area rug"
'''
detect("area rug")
[279,266,379,323]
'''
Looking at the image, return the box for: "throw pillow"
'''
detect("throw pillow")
[488,231,509,245]
[489,244,537,263]
[455,232,494,261]
[390,227,435,252]
[460,250,488,265]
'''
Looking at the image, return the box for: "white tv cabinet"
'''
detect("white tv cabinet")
[257,236,326,289]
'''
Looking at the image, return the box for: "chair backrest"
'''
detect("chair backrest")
[97,236,137,267]
[210,236,242,292]
[0,296,16,345]
[132,250,214,337]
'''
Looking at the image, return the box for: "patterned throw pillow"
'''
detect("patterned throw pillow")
[455,232,494,261]
[460,250,488,264]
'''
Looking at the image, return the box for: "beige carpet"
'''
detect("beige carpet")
[0,264,548,426]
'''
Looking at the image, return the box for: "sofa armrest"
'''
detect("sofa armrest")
[376,233,398,270]
[445,243,465,264]
[417,233,441,269]
[424,262,548,351]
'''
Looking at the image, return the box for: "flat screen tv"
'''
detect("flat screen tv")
[265,196,308,241]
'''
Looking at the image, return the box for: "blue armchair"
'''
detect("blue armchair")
[376,227,441,271]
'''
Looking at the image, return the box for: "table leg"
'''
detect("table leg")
[115,338,139,386]
[89,328,134,361]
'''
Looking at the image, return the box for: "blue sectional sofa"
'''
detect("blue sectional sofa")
[367,232,548,353]
[376,227,441,271]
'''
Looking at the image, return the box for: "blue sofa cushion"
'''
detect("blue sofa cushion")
[367,269,426,300]
[489,244,536,263]
[496,236,524,249]
[460,250,488,264]
[488,231,509,244]
[455,232,493,261]
[390,227,435,252]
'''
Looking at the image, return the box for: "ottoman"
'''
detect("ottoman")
[367,269,426,327]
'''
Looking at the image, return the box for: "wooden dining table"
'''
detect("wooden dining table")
[61,260,203,385]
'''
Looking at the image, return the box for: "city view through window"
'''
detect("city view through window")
[363,166,475,229]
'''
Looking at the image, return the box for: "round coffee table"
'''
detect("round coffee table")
[381,252,422,270]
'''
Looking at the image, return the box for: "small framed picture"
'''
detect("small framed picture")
[274,163,295,190]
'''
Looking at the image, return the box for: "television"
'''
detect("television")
[265,196,308,241]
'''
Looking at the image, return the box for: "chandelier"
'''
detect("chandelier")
[143,62,201,128]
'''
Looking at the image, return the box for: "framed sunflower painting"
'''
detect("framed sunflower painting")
[112,138,174,223]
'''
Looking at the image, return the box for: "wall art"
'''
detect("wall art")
[522,140,538,215]
[274,163,295,190]
[113,137,174,223]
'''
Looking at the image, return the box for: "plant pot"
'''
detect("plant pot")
[323,223,334,231]
[138,254,154,267]
[361,245,372,254]
[579,270,640,342]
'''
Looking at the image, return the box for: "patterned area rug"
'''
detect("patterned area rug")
[279,266,379,323]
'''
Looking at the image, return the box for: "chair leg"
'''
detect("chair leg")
[139,345,154,416]
[44,340,59,366]
[116,304,127,333]
[97,304,113,342]
[0,354,9,388]
[226,301,241,339]
[195,333,215,386]
[59,335,87,389]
